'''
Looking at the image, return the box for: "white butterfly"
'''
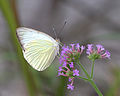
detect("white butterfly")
[16,27,59,71]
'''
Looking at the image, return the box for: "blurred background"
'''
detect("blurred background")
[0,0,120,96]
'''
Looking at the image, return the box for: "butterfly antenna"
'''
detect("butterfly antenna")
[52,26,58,39]
[58,19,67,37]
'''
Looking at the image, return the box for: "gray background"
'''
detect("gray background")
[0,0,120,96]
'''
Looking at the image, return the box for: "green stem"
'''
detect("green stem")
[77,61,91,79]
[0,1,36,96]
[91,60,95,79]
[55,77,66,96]
[77,61,103,96]
[78,76,90,81]
[89,80,103,96]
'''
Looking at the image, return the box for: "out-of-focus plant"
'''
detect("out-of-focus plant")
[105,67,120,96]
[0,0,66,96]
[0,0,37,96]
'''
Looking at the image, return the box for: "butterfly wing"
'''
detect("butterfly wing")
[16,27,59,71]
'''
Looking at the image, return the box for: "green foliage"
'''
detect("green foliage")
[0,0,37,96]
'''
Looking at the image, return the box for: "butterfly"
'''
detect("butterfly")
[16,27,59,71]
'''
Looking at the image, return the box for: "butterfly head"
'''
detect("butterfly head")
[56,38,60,43]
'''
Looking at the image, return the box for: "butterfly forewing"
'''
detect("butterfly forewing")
[16,27,59,71]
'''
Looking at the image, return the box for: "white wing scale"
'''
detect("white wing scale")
[16,27,59,71]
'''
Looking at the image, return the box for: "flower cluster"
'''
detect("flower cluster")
[58,43,85,90]
[58,43,110,91]
[86,44,111,61]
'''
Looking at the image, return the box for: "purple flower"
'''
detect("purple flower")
[76,43,80,52]
[86,44,111,60]
[86,44,93,55]
[60,43,85,63]
[58,72,67,76]
[76,43,85,54]
[61,50,66,56]
[58,43,84,91]
[70,44,75,51]
[76,43,80,48]
[58,66,63,71]
[80,45,85,54]
[62,44,66,49]
[63,61,67,67]
[96,44,105,53]
[68,77,72,82]
[101,50,111,59]
[58,72,62,76]
[59,56,63,64]
[69,62,74,68]
[64,47,69,52]
[67,84,74,90]
[73,69,79,76]
[63,56,67,61]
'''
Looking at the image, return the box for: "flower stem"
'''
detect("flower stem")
[77,61,91,79]
[91,60,95,79]
[89,80,103,96]
[77,61,103,96]
[78,76,90,81]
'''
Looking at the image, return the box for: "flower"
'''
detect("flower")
[80,45,85,53]
[96,44,105,53]
[69,77,73,82]
[60,43,85,64]
[58,43,84,90]
[63,61,67,67]
[73,69,79,76]
[86,44,111,61]
[58,66,63,71]
[67,84,74,90]
[101,50,111,59]
[76,43,80,51]
[86,44,93,55]
[69,62,74,68]
[70,44,75,51]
